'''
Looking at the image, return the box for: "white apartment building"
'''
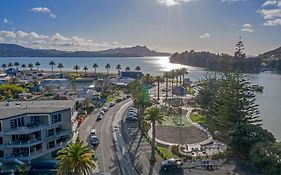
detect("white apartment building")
[0,100,76,163]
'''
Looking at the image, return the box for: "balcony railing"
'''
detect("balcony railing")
[4,123,52,134]
[5,141,69,161]
[4,138,42,147]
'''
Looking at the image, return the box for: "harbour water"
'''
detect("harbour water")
[1,56,280,140]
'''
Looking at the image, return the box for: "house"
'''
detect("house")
[0,100,76,163]
[120,71,143,79]
[172,86,187,96]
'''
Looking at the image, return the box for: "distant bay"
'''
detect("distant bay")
[0,56,280,140]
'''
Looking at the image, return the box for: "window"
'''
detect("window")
[46,129,55,137]
[31,116,40,125]
[51,113,61,124]
[0,121,2,131]
[0,150,3,158]
[10,117,24,129]
[47,141,55,149]
[0,137,2,145]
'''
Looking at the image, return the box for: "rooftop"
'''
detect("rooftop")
[0,100,75,119]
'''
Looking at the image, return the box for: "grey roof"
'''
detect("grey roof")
[0,100,75,119]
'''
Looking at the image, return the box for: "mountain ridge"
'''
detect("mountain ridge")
[0,43,170,57]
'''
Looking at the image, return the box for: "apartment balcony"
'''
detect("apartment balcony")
[4,138,42,148]
[45,129,72,141]
[5,141,68,162]
[4,123,55,134]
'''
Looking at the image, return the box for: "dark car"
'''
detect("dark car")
[160,159,183,171]
[91,135,99,147]
[116,98,123,103]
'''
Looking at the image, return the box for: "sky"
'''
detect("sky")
[0,0,281,55]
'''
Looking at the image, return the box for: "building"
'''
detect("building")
[120,71,143,79]
[0,100,76,163]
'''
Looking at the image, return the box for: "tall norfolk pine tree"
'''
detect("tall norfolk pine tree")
[197,72,261,128]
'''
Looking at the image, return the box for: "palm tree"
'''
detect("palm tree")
[49,60,55,73]
[58,63,64,73]
[14,62,20,70]
[175,69,181,86]
[28,63,33,70]
[35,62,40,71]
[116,64,121,75]
[135,66,141,72]
[74,65,80,76]
[155,75,164,100]
[2,63,7,72]
[8,62,13,68]
[180,68,188,85]
[163,72,169,100]
[105,63,110,77]
[21,64,26,71]
[144,107,164,163]
[170,70,176,98]
[93,63,98,74]
[83,66,88,76]
[56,138,96,175]
[125,66,131,71]
[143,73,154,85]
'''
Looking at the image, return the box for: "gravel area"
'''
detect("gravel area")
[156,126,208,144]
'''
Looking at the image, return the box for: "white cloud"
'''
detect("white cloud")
[31,7,56,19]
[31,7,50,13]
[221,0,247,3]
[241,23,254,32]
[257,9,281,19]
[0,37,4,43]
[199,33,210,39]
[0,30,125,51]
[157,0,197,7]
[264,18,281,26]
[3,18,12,25]
[257,0,281,26]
[262,1,278,7]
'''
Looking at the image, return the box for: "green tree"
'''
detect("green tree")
[8,62,13,68]
[163,72,169,100]
[49,60,56,73]
[180,68,187,85]
[83,66,88,76]
[105,63,110,76]
[135,66,141,72]
[35,62,40,71]
[14,62,20,70]
[144,107,164,163]
[155,75,164,100]
[2,63,7,72]
[143,73,154,85]
[93,63,98,74]
[74,65,80,76]
[58,63,64,73]
[229,123,275,157]
[21,64,26,71]
[28,63,33,70]
[116,64,121,75]
[56,139,96,175]
[250,142,281,175]
[125,66,130,71]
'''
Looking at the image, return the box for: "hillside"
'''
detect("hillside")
[0,43,170,57]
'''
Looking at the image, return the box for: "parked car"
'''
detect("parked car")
[109,102,115,107]
[116,98,123,103]
[126,94,131,98]
[102,107,108,112]
[90,129,96,136]
[122,96,128,100]
[160,159,183,171]
[91,135,99,147]
[96,114,103,121]
[126,115,138,121]
[128,111,138,117]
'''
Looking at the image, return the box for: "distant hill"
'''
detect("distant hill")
[258,46,281,71]
[0,43,170,57]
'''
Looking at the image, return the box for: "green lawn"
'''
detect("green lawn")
[158,146,177,159]
[159,115,193,127]
[190,114,206,123]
